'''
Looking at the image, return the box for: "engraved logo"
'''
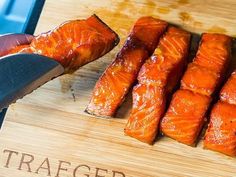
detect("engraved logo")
[2,149,126,177]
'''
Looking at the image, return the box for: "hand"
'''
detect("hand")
[0,34,33,56]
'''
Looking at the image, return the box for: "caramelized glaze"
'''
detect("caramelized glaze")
[86,17,168,117]
[125,27,191,144]
[204,71,236,156]
[161,33,232,146]
[3,15,119,73]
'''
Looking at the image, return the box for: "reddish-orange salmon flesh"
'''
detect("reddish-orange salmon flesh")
[125,27,191,144]
[161,33,232,146]
[2,15,119,73]
[86,17,168,117]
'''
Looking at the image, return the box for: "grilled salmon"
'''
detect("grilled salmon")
[161,89,211,145]
[124,27,191,144]
[220,71,236,105]
[181,63,221,96]
[204,71,236,156]
[161,33,232,146]
[86,17,168,117]
[4,45,31,54]
[193,33,231,74]
[3,15,119,73]
[204,101,236,156]
[181,34,232,96]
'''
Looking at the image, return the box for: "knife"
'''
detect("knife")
[0,34,64,127]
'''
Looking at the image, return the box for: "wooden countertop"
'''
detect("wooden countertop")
[0,0,235,176]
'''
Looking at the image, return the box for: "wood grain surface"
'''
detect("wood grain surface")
[0,0,236,176]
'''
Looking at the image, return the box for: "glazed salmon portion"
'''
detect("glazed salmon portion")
[220,71,236,105]
[137,27,190,90]
[4,45,32,54]
[181,33,232,96]
[4,15,119,73]
[161,90,211,145]
[125,84,166,144]
[193,33,232,74]
[86,17,168,117]
[204,101,236,156]
[86,47,149,117]
[161,33,232,146]
[124,27,191,144]
[181,63,221,96]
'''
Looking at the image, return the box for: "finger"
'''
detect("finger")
[15,34,34,45]
[0,34,34,55]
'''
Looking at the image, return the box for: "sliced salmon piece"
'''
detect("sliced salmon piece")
[3,45,32,55]
[137,27,190,91]
[125,84,166,144]
[193,33,231,74]
[204,101,236,156]
[4,15,119,73]
[220,71,236,105]
[161,33,232,146]
[86,17,168,117]
[161,89,211,145]
[181,63,221,96]
[124,27,191,144]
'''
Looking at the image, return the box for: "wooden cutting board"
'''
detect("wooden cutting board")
[0,0,236,176]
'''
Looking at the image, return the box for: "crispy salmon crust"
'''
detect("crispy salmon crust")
[204,71,236,156]
[161,33,232,146]
[3,15,119,73]
[124,27,191,144]
[86,17,168,117]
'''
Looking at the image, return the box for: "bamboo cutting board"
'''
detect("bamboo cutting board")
[0,0,236,176]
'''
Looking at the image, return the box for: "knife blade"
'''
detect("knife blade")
[0,53,64,110]
[0,33,64,128]
[0,33,35,127]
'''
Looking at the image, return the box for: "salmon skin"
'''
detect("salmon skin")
[204,71,236,156]
[3,15,119,73]
[161,33,232,146]
[124,27,191,144]
[86,17,168,117]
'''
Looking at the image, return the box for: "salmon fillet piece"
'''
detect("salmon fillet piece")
[161,90,211,145]
[125,84,166,144]
[4,45,31,54]
[204,101,236,156]
[204,70,236,156]
[161,33,232,146]
[193,33,231,74]
[3,15,119,73]
[181,63,221,96]
[220,71,236,105]
[86,17,168,117]
[124,27,191,144]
